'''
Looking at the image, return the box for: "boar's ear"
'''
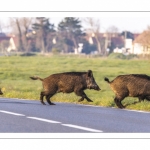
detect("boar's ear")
[87,70,93,77]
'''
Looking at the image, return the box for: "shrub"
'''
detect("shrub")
[52,48,61,54]
[108,53,137,59]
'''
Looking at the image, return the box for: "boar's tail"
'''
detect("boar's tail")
[104,77,111,83]
[30,76,43,81]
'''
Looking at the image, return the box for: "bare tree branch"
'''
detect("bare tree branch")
[83,17,102,54]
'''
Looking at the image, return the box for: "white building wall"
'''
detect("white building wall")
[7,37,17,52]
[133,43,143,54]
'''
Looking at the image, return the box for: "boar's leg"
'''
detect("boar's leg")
[114,96,125,109]
[0,89,3,95]
[46,94,55,105]
[85,96,93,102]
[138,96,150,101]
[138,96,145,102]
[145,96,150,101]
[75,90,93,102]
[78,97,84,102]
[40,92,46,105]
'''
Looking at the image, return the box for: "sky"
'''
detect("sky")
[51,17,150,33]
[1,14,150,34]
[1,0,150,34]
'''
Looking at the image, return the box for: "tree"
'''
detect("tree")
[20,17,35,52]
[9,18,25,51]
[105,26,119,54]
[9,17,34,52]
[135,30,150,46]
[32,17,55,53]
[81,39,97,54]
[83,18,102,54]
[58,17,85,53]
[0,20,6,32]
[134,27,150,55]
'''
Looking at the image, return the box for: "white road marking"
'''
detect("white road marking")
[124,109,150,113]
[27,117,61,123]
[81,103,150,114]
[80,104,102,108]
[0,110,25,116]
[0,109,103,132]
[62,124,103,132]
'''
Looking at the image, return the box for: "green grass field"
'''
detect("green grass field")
[0,53,150,111]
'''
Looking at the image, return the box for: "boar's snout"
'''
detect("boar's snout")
[88,84,101,91]
[95,85,101,91]
[93,85,101,91]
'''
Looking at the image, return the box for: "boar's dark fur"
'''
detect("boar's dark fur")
[30,70,100,105]
[104,74,150,109]
[0,88,3,95]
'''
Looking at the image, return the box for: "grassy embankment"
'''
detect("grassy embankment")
[0,53,150,111]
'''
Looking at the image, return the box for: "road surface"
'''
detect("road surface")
[0,98,150,133]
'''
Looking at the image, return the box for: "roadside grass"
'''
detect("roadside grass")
[0,54,150,111]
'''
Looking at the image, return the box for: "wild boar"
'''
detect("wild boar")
[0,88,3,95]
[104,74,150,109]
[30,70,100,105]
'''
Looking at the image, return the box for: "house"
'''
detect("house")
[7,35,17,52]
[113,32,142,55]
[0,33,17,52]
[132,43,143,54]
[86,31,128,54]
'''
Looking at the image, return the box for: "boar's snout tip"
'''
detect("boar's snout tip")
[97,87,101,91]
[95,86,101,91]
[88,85,101,91]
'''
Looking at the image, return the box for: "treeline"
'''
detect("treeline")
[2,17,150,56]
[6,17,118,55]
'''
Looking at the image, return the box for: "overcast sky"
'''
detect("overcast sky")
[1,0,150,34]
[1,16,150,34]
[1,0,150,33]
[50,17,150,33]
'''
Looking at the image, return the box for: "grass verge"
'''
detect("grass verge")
[0,54,150,111]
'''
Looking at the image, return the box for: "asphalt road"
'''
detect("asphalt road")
[0,97,150,133]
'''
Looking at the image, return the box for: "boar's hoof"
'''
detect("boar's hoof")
[118,105,125,109]
[41,101,46,105]
[50,102,55,105]
[87,99,93,102]
[78,97,84,102]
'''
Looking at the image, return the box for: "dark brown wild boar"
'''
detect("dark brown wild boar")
[0,88,3,95]
[30,70,100,105]
[104,74,150,109]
